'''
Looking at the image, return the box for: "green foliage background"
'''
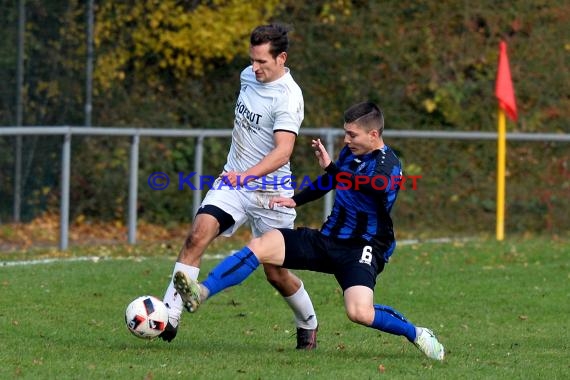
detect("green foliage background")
[0,0,568,236]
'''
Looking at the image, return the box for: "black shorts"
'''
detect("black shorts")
[279,227,387,291]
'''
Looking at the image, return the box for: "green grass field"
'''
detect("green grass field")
[1,237,568,379]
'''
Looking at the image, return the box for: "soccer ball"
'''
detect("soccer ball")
[125,295,169,339]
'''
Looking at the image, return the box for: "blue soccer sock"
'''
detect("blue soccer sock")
[202,247,260,297]
[370,304,417,342]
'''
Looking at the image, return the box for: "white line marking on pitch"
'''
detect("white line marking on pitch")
[0,253,232,267]
[1,237,474,267]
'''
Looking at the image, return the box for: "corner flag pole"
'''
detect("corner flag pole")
[496,109,506,240]
[495,40,518,241]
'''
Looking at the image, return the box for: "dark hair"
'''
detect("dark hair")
[344,101,385,134]
[250,24,291,58]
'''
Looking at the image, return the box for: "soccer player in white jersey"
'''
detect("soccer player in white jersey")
[159,24,319,349]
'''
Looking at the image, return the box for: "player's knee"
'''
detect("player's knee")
[183,228,211,252]
[263,264,287,285]
[346,305,374,326]
[248,236,264,254]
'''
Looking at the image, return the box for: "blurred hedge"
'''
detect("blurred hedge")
[0,0,568,237]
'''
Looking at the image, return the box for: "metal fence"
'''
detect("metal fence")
[1,126,569,250]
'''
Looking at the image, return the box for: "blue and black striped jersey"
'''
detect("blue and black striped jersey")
[293,145,402,261]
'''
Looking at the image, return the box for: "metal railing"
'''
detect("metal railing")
[1,126,569,249]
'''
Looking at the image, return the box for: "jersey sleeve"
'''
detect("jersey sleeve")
[272,86,304,135]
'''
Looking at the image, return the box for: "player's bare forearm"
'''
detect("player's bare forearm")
[222,132,295,186]
[242,132,295,180]
[222,149,291,186]
[243,146,291,177]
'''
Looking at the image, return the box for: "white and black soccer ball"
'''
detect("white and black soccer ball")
[125,295,169,339]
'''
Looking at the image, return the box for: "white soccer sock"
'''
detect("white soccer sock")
[283,281,318,330]
[162,262,200,326]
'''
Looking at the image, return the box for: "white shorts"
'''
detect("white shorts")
[200,177,296,238]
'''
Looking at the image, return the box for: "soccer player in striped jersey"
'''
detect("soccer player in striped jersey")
[174,101,445,360]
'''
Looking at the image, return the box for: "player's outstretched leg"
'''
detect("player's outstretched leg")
[371,304,444,360]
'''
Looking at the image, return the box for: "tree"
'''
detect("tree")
[94,0,281,92]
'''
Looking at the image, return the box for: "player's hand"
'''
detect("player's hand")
[219,171,238,187]
[219,171,252,187]
[311,138,332,169]
[269,196,296,209]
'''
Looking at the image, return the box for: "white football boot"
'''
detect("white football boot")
[414,327,445,360]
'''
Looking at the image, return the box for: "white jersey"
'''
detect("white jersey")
[224,66,304,187]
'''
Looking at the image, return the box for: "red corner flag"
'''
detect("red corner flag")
[495,41,518,121]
